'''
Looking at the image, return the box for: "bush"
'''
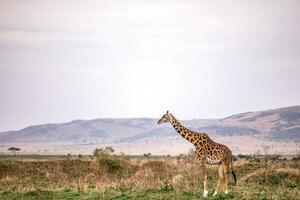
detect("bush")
[143,153,152,157]
[98,156,121,172]
[93,147,127,173]
[237,154,252,160]
[263,175,280,186]
[291,156,300,161]
[93,147,114,157]
[269,155,280,161]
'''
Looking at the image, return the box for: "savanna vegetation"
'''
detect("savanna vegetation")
[0,147,299,200]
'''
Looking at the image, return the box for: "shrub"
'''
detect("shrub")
[269,155,280,161]
[291,156,300,161]
[98,156,121,172]
[93,147,128,173]
[93,147,113,157]
[237,154,252,160]
[143,153,152,157]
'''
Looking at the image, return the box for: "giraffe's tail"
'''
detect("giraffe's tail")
[231,157,237,185]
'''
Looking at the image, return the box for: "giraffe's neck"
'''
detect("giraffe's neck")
[169,115,196,144]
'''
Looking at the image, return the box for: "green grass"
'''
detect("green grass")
[0,189,100,200]
[1,186,300,200]
[0,189,238,200]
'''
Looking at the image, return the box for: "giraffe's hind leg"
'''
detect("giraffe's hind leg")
[203,173,208,197]
[223,161,230,194]
[213,163,224,196]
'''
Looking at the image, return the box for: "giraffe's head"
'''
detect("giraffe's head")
[157,111,172,124]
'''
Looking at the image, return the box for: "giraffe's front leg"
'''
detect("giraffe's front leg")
[199,160,208,198]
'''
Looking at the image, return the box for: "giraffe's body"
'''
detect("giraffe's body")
[158,111,236,198]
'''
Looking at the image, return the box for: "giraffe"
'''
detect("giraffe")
[158,111,236,198]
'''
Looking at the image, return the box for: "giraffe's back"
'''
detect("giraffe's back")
[194,133,232,165]
[206,142,232,164]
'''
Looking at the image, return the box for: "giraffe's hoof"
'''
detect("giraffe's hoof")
[203,190,208,197]
[225,190,229,194]
[213,192,218,196]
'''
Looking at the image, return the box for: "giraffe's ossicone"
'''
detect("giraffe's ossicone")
[158,111,237,198]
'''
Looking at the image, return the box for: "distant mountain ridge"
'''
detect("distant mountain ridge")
[0,106,299,144]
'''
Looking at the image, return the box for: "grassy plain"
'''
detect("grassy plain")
[0,152,299,200]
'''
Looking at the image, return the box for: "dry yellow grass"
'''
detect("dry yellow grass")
[0,153,299,199]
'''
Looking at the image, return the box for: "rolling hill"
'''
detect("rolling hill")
[0,106,299,155]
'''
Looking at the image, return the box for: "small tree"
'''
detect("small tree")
[92,146,124,172]
[93,146,114,157]
[8,147,21,156]
[143,152,152,157]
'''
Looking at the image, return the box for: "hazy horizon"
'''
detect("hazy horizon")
[1,0,300,131]
[2,104,300,132]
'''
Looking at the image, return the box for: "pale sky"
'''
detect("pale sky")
[0,0,300,131]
